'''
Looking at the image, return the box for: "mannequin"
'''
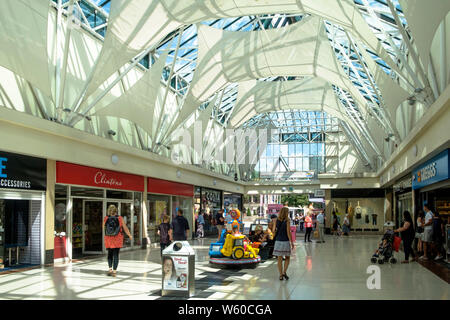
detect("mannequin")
[347,202,354,227]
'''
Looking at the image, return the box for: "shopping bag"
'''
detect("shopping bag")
[313,230,319,238]
[393,236,401,252]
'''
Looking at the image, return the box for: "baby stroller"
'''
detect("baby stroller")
[370,229,400,264]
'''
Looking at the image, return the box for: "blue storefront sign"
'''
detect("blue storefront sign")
[412,149,449,190]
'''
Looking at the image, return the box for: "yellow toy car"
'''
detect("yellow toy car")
[220,234,260,260]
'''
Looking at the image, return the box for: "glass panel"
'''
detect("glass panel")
[273,144,280,157]
[280,144,288,156]
[55,184,67,198]
[0,200,4,268]
[267,158,274,171]
[133,193,142,247]
[296,143,302,156]
[200,189,222,236]
[303,158,309,171]
[106,190,133,200]
[259,159,267,172]
[289,158,295,171]
[288,144,295,156]
[120,203,132,248]
[71,187,104,198]
[84,201,103,252]
[266,145,273,157]
[54,199,68,259]
[72,199,83,258]
[296,158,302,171]
[148,194,170,243]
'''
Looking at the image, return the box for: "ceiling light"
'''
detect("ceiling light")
[111,154,119,165]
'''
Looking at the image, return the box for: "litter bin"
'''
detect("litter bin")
[161,241,195,298]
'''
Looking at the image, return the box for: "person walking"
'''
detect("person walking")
[394,210,416,263]
[273,207,295,281]
[299,213,304,231]
[304,212,313,242]
[342,214,350,236]
[316,211,326,243]
[169,209,190,241]
[103,204,132,277]
[419,203,434,261]
[332,212,339,236]
[432,212,445,260]
[197,212,205,238]
[157,215,171,257]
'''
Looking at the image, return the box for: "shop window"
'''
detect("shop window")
[148,194,170,243]
[71,187,104,198]
[55,184,67,198]
[106,190,133,200]
[133,193,142,246]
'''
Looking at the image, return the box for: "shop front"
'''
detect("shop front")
[0,151,46,270]
[412,149,450,226]
[223,192,243,212]
[147,178,194,243]
[55,162,144,261]
[194,187,223,236]
[330,189,385,233]
[393,175,413,228]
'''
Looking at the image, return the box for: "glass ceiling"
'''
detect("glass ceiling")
[47,0,428,180]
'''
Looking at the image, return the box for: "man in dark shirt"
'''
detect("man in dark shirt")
[169,209,190,241]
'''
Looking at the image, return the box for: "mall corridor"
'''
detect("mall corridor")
[0,236,447,300]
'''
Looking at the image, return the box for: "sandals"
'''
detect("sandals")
[279,275,284,281]
[112,271,117,277]
[283,273,289,280]
[107,270,113,276]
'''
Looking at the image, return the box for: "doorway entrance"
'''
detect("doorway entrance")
[83,200,103,254]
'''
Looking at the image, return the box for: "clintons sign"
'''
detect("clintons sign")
[56,162,144,192]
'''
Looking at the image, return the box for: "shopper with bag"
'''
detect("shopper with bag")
[103,204,133,277]
[394,211,416,263]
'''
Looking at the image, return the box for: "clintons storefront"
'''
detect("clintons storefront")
[54,162,144,261]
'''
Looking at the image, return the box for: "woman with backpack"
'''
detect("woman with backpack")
[103,204,132,277]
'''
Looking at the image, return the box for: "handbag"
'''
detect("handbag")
[393,236,402,252]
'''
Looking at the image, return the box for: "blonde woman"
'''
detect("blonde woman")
[273,207,295,281]
[103,204,132,277]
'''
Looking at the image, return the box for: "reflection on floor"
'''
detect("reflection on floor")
[0,235,448,300]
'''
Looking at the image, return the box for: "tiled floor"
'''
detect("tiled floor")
[0,234,448,300]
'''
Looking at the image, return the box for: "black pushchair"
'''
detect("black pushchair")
[370,229,399,264]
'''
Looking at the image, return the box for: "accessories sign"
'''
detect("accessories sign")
[0,151,46,191]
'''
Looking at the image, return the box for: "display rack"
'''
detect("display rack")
[436,201,450,224]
